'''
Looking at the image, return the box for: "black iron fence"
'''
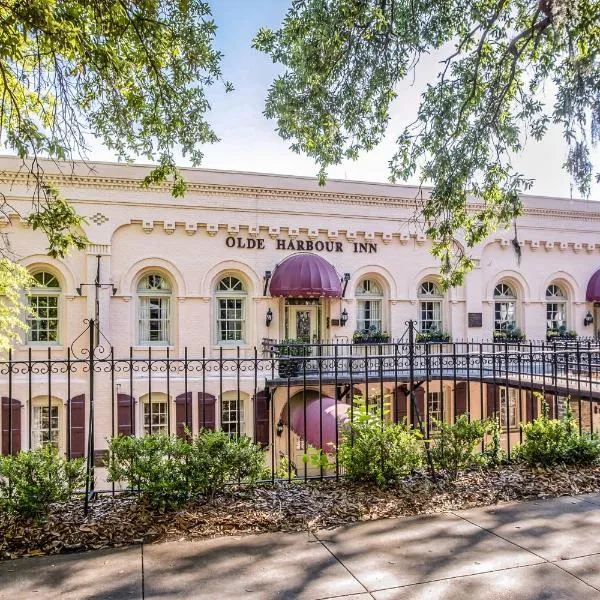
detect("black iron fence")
[2,320,600,510]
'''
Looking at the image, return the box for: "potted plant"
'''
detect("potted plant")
[277,339,311,378]
[493,324,526,342]
[352,327,391,344]
[546,325,577,341]
[416,329,451,343]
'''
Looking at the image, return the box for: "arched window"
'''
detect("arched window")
[28,271,61,344]
[494,282,517,331]
[216,275,246,343]
[356,278,383,331]
[137,274,171,344]
[418,281,443,332]
[546,284,567,330]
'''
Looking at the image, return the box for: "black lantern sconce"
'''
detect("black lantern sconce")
[341,272,351,297]
[584,311,594,327]
[276,419,284,437]
[266,308,273,327]
[263,270,272,296]
[340,308,348,327]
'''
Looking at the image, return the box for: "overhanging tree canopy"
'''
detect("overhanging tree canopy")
[0,0,229,349]
[254,0,600,285]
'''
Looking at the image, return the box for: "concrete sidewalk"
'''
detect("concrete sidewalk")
[2,494,600,599]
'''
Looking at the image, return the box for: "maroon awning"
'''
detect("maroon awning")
[587,269,600,301]
[269,253,342,297]
[281,396,351,452]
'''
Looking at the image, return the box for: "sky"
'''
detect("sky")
[88,0,600,201]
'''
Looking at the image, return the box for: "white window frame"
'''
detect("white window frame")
[221,393,246,437]
[499,387,519,429]
[27,271,61,345]
[32,403,61,449]
[356,278,383,332]
[418,281,443,333]
[427,391,443,430]
[142,397,169,435]
[494,283,517,332]
[137,274,172,345]
[546,284,567,330]
[216,276,247,344]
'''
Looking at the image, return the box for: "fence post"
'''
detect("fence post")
[407,320,436,479]
[84,319,95,516]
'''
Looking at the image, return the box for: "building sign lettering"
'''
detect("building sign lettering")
[225,236,377,253]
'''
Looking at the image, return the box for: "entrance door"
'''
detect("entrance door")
[288,305,319,342]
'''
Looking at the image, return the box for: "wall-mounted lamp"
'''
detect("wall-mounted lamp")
[263,270,272,296]
[276,419,284,437]
[341,272,351,297]
[340,308,348,327]
[266,308,273,327]
[584,311,594,326]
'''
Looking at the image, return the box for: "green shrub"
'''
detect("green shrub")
[107,434,191,509]
[517,395,600,467]
[429,415,491,479]
[337,398,422,488]
[107,430,267,509]
[0,446,85,518]
[187,429,267,497]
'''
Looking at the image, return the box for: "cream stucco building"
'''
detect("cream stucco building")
[1,156,600,474]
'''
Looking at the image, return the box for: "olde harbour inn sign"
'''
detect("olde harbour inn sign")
[225,235,378,254]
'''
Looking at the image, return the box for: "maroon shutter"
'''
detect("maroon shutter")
[69,394,86,458]
[526,391,539,422]
[254,389,270,446]
[414,387,425,425]
[394,387,408,423]
[1,397,21,455]
[455,382,468,417]
[198,392,216,430]
[117,394,135,436]
[176,392,192,438]
[486,384,498,418]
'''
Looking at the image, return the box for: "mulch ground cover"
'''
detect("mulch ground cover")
[2,463,600,560]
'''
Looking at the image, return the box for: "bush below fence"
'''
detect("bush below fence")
[2,393,600,519]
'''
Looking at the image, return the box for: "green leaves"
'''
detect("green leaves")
[0,259,34,353]
[257,0,600,285]
[0,446,85,519]
[107,430,267,509]
[337,396,423,488]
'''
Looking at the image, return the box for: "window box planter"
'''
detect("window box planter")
[276,340,311,378]
[493,327,526,342]
[546,327,577,342]
[416,331,451,343]
[352,329,391,344]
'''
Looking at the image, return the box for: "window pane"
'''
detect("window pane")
[143,401,168,435]
[221,397,245,437]
[32,406,60,449]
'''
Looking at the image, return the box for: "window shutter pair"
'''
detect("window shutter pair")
[116,392,217,438]
[1,396,86,458]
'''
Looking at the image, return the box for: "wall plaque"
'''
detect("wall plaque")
[468,312,483,327]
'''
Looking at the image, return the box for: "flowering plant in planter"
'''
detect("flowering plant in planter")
[416,330,451,343]
[277,339,311,378]
[352,327,391,343]
[493,324,525,342]
[546,325,577,341]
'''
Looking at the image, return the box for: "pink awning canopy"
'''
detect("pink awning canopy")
[587,269,600,301]
[280,396,351,451]
[269,253,342,298]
